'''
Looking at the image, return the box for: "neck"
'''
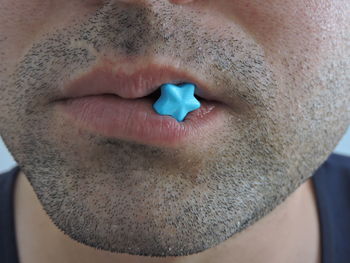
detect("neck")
[14,171,321,263]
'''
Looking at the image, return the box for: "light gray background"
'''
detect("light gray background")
[1,126,350,173]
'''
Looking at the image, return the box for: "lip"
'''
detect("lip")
[60,63,220,101]
[54,63,231,147]
[55,94,227,147]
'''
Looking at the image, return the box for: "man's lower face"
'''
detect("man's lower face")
[0,0,349,257]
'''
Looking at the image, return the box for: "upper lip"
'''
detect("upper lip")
[60,63,221,102]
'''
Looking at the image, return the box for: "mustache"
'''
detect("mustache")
[86,1,217,60]
[13,0,274,110]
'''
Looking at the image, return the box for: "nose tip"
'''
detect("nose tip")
[116,0,196,3]
[169,0,196,4]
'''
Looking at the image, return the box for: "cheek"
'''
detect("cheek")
[0,0,97,66]
[224,0,340,54]
[214,0,347,100]
[215,0,345,67]
[0,0,51,52]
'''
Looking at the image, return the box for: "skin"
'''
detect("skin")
[13,169,321,263]
[0,0,349,262]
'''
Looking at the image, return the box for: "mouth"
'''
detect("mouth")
[53,63,231,148]
[57,64,222,101]
[110,82,205,102]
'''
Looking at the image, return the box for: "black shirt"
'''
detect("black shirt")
[1,153,350,263]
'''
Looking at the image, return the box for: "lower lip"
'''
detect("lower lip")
[55,95,226,147]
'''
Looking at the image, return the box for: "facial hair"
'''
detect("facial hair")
[0,0,349,257]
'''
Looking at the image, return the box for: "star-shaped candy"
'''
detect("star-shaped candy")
[152,83,201,122]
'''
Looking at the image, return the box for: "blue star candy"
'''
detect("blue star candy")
[152,83,201,122]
